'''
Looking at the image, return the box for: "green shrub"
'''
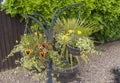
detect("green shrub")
[1,0,81,31]
[78,0,120,43]
[1,0,80,18]
[2,0,120,43]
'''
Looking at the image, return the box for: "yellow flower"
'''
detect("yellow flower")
[25,49,32,55]
[15,40,18,43]
[39,33,43,38]
[77,30,82,35]
[61,35,68,41]
[68,29,73,34]
[34,32,37,36]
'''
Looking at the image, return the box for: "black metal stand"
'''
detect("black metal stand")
[47,60,53,83]
[25,3,84,83]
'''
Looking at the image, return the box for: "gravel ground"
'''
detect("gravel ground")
[0,40,120,83]
[79,40,120,83]
[0,68,40,83]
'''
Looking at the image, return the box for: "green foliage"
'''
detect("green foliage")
[2,0,120,42]
[54,18,100,35]
[76,37,95,52]
[21,57,36,70]
[2,0,75,17]
[1,0,82,30]
[54,18,100,47]
[6,33,53,73]
[77,0,120,43]
[5,32,62,81]
[53,18,99,63]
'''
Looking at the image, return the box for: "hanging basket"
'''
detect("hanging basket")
[67,45,80,56]
[52,62,79,78]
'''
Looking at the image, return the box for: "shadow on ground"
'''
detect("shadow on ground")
[112,67,120,83]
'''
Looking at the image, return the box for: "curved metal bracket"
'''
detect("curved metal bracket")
[32,12,49,30]
[24,14,49,40]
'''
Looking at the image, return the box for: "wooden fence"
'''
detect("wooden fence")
[0,11,25,71]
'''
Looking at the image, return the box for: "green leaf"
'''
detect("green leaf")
[81,54,88,63]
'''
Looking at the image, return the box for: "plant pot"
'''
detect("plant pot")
[52,63,79,77]
[67,45,80,56]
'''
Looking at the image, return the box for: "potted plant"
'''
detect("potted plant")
[5,32,58,82]
[53,18,100,63]
[3,3,84,83]
[49,43,79,79]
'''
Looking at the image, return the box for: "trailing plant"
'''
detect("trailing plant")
[6,33,51,71]
[4,32,60,82]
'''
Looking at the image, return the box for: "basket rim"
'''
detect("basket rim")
[52,63,79,73]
